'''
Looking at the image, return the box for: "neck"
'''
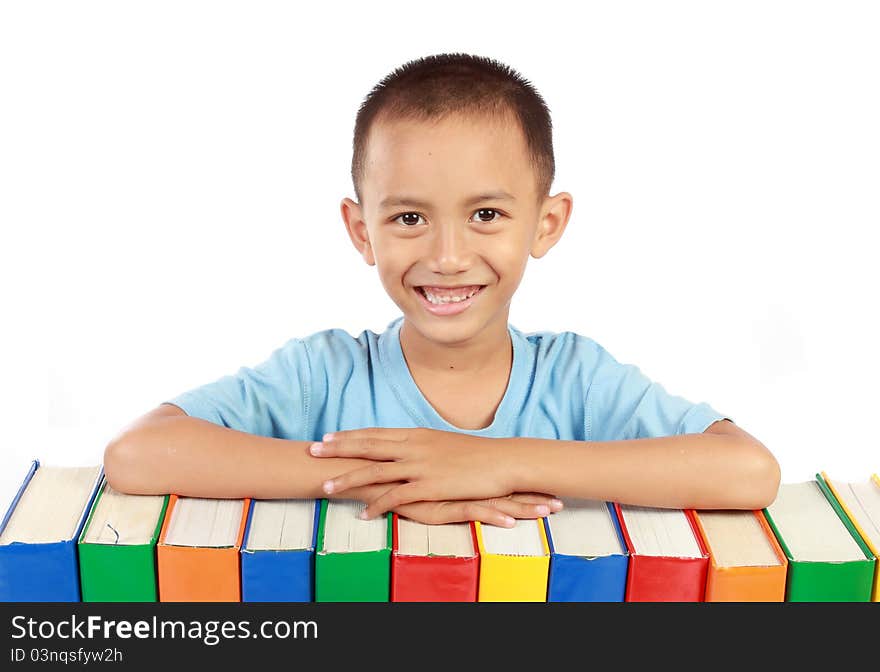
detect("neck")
[399,314,512,376]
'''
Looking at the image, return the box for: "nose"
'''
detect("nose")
[427,221,473,274]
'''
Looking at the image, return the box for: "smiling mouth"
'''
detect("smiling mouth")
[415,285,486,305]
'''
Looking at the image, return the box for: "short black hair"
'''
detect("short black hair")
[351,53,555,207]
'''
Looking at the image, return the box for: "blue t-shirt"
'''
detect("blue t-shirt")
[164,316,728,443]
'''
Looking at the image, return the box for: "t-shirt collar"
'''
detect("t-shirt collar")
[378,315,528,436]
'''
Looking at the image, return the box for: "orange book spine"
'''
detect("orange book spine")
[156,495,250,602]
[696,510,788,602]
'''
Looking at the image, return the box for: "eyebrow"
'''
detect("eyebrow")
[379,191,516,209]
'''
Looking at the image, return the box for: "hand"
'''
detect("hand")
[310,427,526,518]
[337,482,563,527]
[395,493,564,527]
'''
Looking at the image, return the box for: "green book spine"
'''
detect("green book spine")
[77,488,169,602]
[784,558,874,602]
[78,543,158,602]
[762,477,874,602]
[314,499,392,602]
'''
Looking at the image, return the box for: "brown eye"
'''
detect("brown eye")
[395,212,423,227]
[474,208,501,223]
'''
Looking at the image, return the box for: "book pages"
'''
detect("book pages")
[322,500,387,553]
[697,511,780,567]
[620,506,702,558]
[826,477,880,553]
[767,482,866,562]
[397,518,475,557]
[480,519,545,556]
[82,482,166,545]
[163,498,244,548]
[0,465,101,544]
[245,499,316,551]
[546,499,624,557]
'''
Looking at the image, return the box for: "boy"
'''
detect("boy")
[104,53,780,527]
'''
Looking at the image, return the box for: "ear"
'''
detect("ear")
[340,197,376,266]
[530,192,573,259]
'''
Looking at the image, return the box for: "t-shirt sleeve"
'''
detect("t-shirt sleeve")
[162,337,311,440]
[585,343,730,442]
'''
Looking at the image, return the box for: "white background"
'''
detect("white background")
[1,1,878,509]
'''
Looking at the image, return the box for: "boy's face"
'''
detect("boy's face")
[341,111,571,347]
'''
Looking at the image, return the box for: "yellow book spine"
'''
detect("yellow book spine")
[474,520,550,602]
[872,473,880,602]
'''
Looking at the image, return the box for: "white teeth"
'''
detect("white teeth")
[420,287,481,304]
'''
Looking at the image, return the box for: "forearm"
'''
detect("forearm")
[103,414,376,500]
[506,433,780,510]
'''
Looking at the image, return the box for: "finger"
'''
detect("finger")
[310,437,404,460]
[484,497,553,519]
[506,493,564,511]
[362,482,426,519]
[338,482,404,505]
[322,462,409,495]
[400,501,516,528]
[460,502,517,528]
[322,427,413,443]
[394,503,450,526]
[391,501,465,526]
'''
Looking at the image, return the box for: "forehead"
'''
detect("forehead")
[363,112,534,206]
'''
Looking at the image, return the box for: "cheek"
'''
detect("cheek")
[492,254,530,293]
[373,257,410,289]
[492,239,530,272]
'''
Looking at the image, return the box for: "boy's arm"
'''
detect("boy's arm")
[507,419,780,510]
[103,404,561,525]
[103,403,390,500]
[310,421,781,517]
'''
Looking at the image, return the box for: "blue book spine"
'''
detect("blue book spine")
[0,539,81,602]
[544,502,630,602]
[240,500,320,602]
[0,461,102,602]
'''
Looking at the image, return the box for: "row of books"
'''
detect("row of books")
[1,460,878,602]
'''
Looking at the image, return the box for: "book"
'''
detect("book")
[391,514,479,602]
[818,472,880,601]
[77,477,168,602]
[156,495,250,602]
[615,504,709,602]
[240,498,320,602]
[543,499,628,601]
[763,480,875,601]
[314,499,391,602]
[692,509,787,601]
[0,461,102,601]
[474,519,550,602]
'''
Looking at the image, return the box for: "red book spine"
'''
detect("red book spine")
[390,514,479,602]
[615,504,709,602]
